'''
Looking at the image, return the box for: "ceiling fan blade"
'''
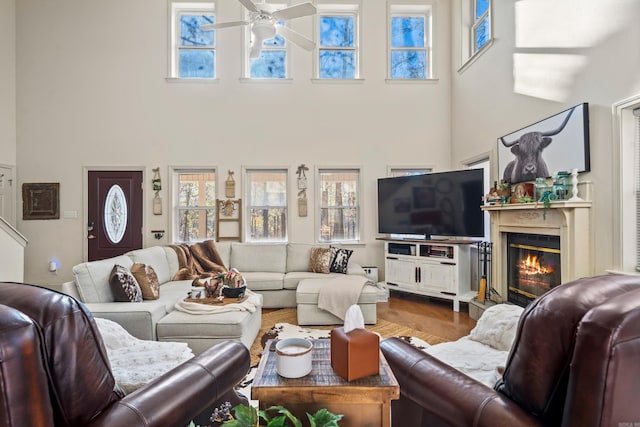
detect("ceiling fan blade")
[276,25,315,50]
[201,20,249,30]
[272,2,317,21]
[237,0,260,13]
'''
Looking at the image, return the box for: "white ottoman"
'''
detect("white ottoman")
[296,278,378,325]
[157,304,262,355]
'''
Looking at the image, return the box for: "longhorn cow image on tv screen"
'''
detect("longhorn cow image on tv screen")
[498,103,590,184]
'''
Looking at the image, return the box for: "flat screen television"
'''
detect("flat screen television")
[377,169,484,239]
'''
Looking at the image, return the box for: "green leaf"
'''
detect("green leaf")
[265,406,302,427]
[229,404,259,427]
[307,409,344,427]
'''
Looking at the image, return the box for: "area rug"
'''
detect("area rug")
[237,308,447,400]
[248,308,447,367]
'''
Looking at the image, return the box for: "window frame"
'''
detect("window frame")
[169,1,217,80]
[241,2,291,80]
[314,2,361,81]
[387,166,433,177]
[316,167,362,243]
[613,94,640,273]
[244,167,289,242]
[387,4,432,80]
[458,0,493,72]
[471,0,490,54]
[170,167,218,244]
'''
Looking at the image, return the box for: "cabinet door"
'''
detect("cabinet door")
[418,261,455,293]
[386,257,418,289]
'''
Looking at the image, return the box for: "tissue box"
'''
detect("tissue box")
[330,327,379,381]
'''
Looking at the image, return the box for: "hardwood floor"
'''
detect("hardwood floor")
[262,290,478,342]
[377,291,477,342]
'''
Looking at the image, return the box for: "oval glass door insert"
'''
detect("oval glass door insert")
[104,184,128,244]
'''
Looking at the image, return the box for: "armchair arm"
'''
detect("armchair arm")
[380,338,542,427]
[87,340,250,427]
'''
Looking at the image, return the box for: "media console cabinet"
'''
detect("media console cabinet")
[378,238,477,312]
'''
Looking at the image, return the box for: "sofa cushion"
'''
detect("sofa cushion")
[130,263,160,300]
[469,304,524,351]
[127,246,173,285]
[215,241,231,268]
[330,246,353,274]
[73,255,134,303]
[230,243,286,273]
[241,272,285,291]
[109,264,143,302]
[287,243,328,272]
[309,247,332,273]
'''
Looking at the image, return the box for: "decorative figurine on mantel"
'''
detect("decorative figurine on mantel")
[568,168,583,201]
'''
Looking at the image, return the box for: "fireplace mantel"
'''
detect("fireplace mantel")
[482,200,593,302]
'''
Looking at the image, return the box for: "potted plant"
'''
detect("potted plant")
[190,402,343,427]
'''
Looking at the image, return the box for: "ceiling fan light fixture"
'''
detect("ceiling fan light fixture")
[251,21,276,42]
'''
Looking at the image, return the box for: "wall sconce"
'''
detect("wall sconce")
[151,230,165,240]
[49,259,59,272]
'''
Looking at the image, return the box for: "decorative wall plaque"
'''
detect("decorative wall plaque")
[22,183,60,220]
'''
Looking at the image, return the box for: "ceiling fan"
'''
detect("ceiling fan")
[201,0,317,58]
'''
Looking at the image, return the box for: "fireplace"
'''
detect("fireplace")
[507,233,561,307]
[482,185,593,305]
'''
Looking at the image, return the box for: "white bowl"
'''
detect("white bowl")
[275,338,313,378]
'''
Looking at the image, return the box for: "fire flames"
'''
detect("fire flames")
[519,254,553,276]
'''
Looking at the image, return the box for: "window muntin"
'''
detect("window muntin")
[318,169,360,242]
[390,14,428,79]
[318,13,358,79]
[246,169,288,242]
[174,170,216,243]
[171,3,216,79]
[472,0,490,54]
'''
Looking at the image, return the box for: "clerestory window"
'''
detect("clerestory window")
[170,2,216,79]
[389,5,431,79]
[472,0,491,54]
[316,3,360,79]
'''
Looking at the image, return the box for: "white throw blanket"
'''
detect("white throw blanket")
[95,318,194,394]
[174,289,261,315]
[317,276,373,321]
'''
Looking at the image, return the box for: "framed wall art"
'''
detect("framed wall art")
[497,103,590,184]
[22,183,60,220]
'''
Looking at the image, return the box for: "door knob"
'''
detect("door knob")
[88,234,96,240]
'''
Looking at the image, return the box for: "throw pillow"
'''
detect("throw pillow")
[109,264,143,302]
[309,247,332,273]
[329,246,353,274]
[130,263,160,300]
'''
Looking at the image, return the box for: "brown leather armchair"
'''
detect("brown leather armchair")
[0,282,250,427]
[380,274,640,427]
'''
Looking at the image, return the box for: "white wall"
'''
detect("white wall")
[450,0,640,275]
[16,0,453,285]
[0,0,16,166]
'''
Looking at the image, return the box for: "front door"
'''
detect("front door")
[88,170,143,261]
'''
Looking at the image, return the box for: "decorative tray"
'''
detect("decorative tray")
[184,296,247,305]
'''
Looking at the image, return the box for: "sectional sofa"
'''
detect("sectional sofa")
[62,242,366,354]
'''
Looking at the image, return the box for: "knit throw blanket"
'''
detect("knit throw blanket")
[169,240,227,280]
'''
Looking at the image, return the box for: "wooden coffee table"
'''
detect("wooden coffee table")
[251,338,399,427]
